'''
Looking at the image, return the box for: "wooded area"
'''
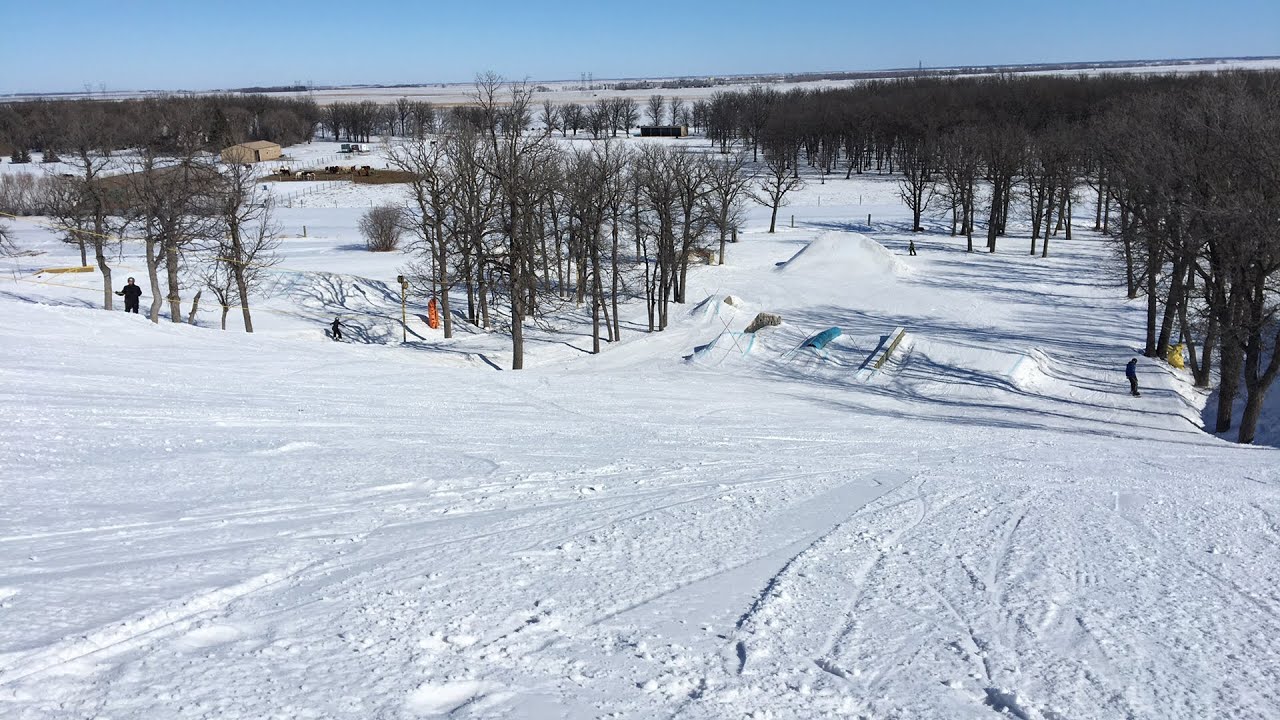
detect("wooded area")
[692,72,1280,443]
[1,70,1276,442]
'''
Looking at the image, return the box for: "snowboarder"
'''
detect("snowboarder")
[115,277,142,314]
[908,239,917,256]
[330,316,344,341]
[1126,358,1140,397]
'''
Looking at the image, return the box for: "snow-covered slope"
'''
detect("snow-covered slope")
[1,167,1278,719]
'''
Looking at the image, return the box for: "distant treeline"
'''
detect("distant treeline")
[610,78,718,92]
[0,95,320,160]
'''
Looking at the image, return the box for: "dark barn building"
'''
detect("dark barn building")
[639,125,689,138]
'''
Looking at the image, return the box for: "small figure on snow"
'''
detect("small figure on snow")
[115,277,142,314]
[908,239,918,256]
[1126,358,1140,397]
[330,316,344,341]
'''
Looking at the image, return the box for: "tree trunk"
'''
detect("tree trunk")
[986,183,1001,253]
[233,263,253,333]
[643,248,655,332]
[1237,278,1280,443]
[1094,177,1104,231]
[464,255,477,323]
[998,178,1012,235]
[590,236,602,353]
[611,216,621,342]
[1121,207,1136,298]
[1156,255,1188,360]
[435,217,452,339]
[1042,185,1056,257]
[478,263,490,329]
[511,269,524,370]
[1193,275,1217,389]
[94,238,113,310]
[165,242,182,323]
[965,184,975,252]
[146,236,163,323]
[1239,389,1265,445]
[1064,196,1073,240]
[1215,329,1242,434]
[187,289,202,324]
[225,217,254,333]
[1029,181,1046,252]
[1052,190,1068,236]
[1144,257,1159,357]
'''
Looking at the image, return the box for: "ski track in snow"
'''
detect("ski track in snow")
[1,156,1278,718]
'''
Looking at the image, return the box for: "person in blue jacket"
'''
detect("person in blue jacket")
[1126,358,1140,397]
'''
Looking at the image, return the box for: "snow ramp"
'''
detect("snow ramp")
[775,231,912,279]
[686,294,763,367]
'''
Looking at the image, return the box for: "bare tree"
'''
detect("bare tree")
[408,101,437,138]
[646,94,666,126]
[566,142,626,353]
[751,147,804,234]
[191,246,237,330]
[981,124,1024,253]
[540,100,560,136]
[360,205,406,251]
[896,134,937,232]
[388,135,457,337]
[740,86,778,161]
[669,96,688,127]
[43,176,91,266]
[671,151,714,303]
[588,99,609,139]
[935,126,982,251]
[212,163,279,332]
[395,97,413,136]
[60,101,119,309]
[444,125,500,329]
[123,102,219,324]
[474,72,562,368]
[703,152,753,264]
[123,153,217,323]
[618,97,640,136]
[632,146,712,325]
[633,145,681,330]
[561,103,583,137]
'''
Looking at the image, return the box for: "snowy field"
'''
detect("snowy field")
[1,140,1279,719]
[7,57,1279,107]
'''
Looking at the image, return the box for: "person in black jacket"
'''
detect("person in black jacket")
[1125,358,1140,397]
[116,277,142,313]
[330,316,343,341]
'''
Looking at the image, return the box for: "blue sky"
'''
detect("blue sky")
[2,0,1277,93]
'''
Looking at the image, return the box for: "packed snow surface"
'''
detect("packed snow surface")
[1,147,1278,719]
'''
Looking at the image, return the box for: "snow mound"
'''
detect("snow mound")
[775,232,911,278]
[405,680,502,715]
[1007,349,1078,396]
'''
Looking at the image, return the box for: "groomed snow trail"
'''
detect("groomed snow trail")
[1,168,1278,718]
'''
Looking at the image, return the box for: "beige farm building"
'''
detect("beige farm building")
[220,140,282,164]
